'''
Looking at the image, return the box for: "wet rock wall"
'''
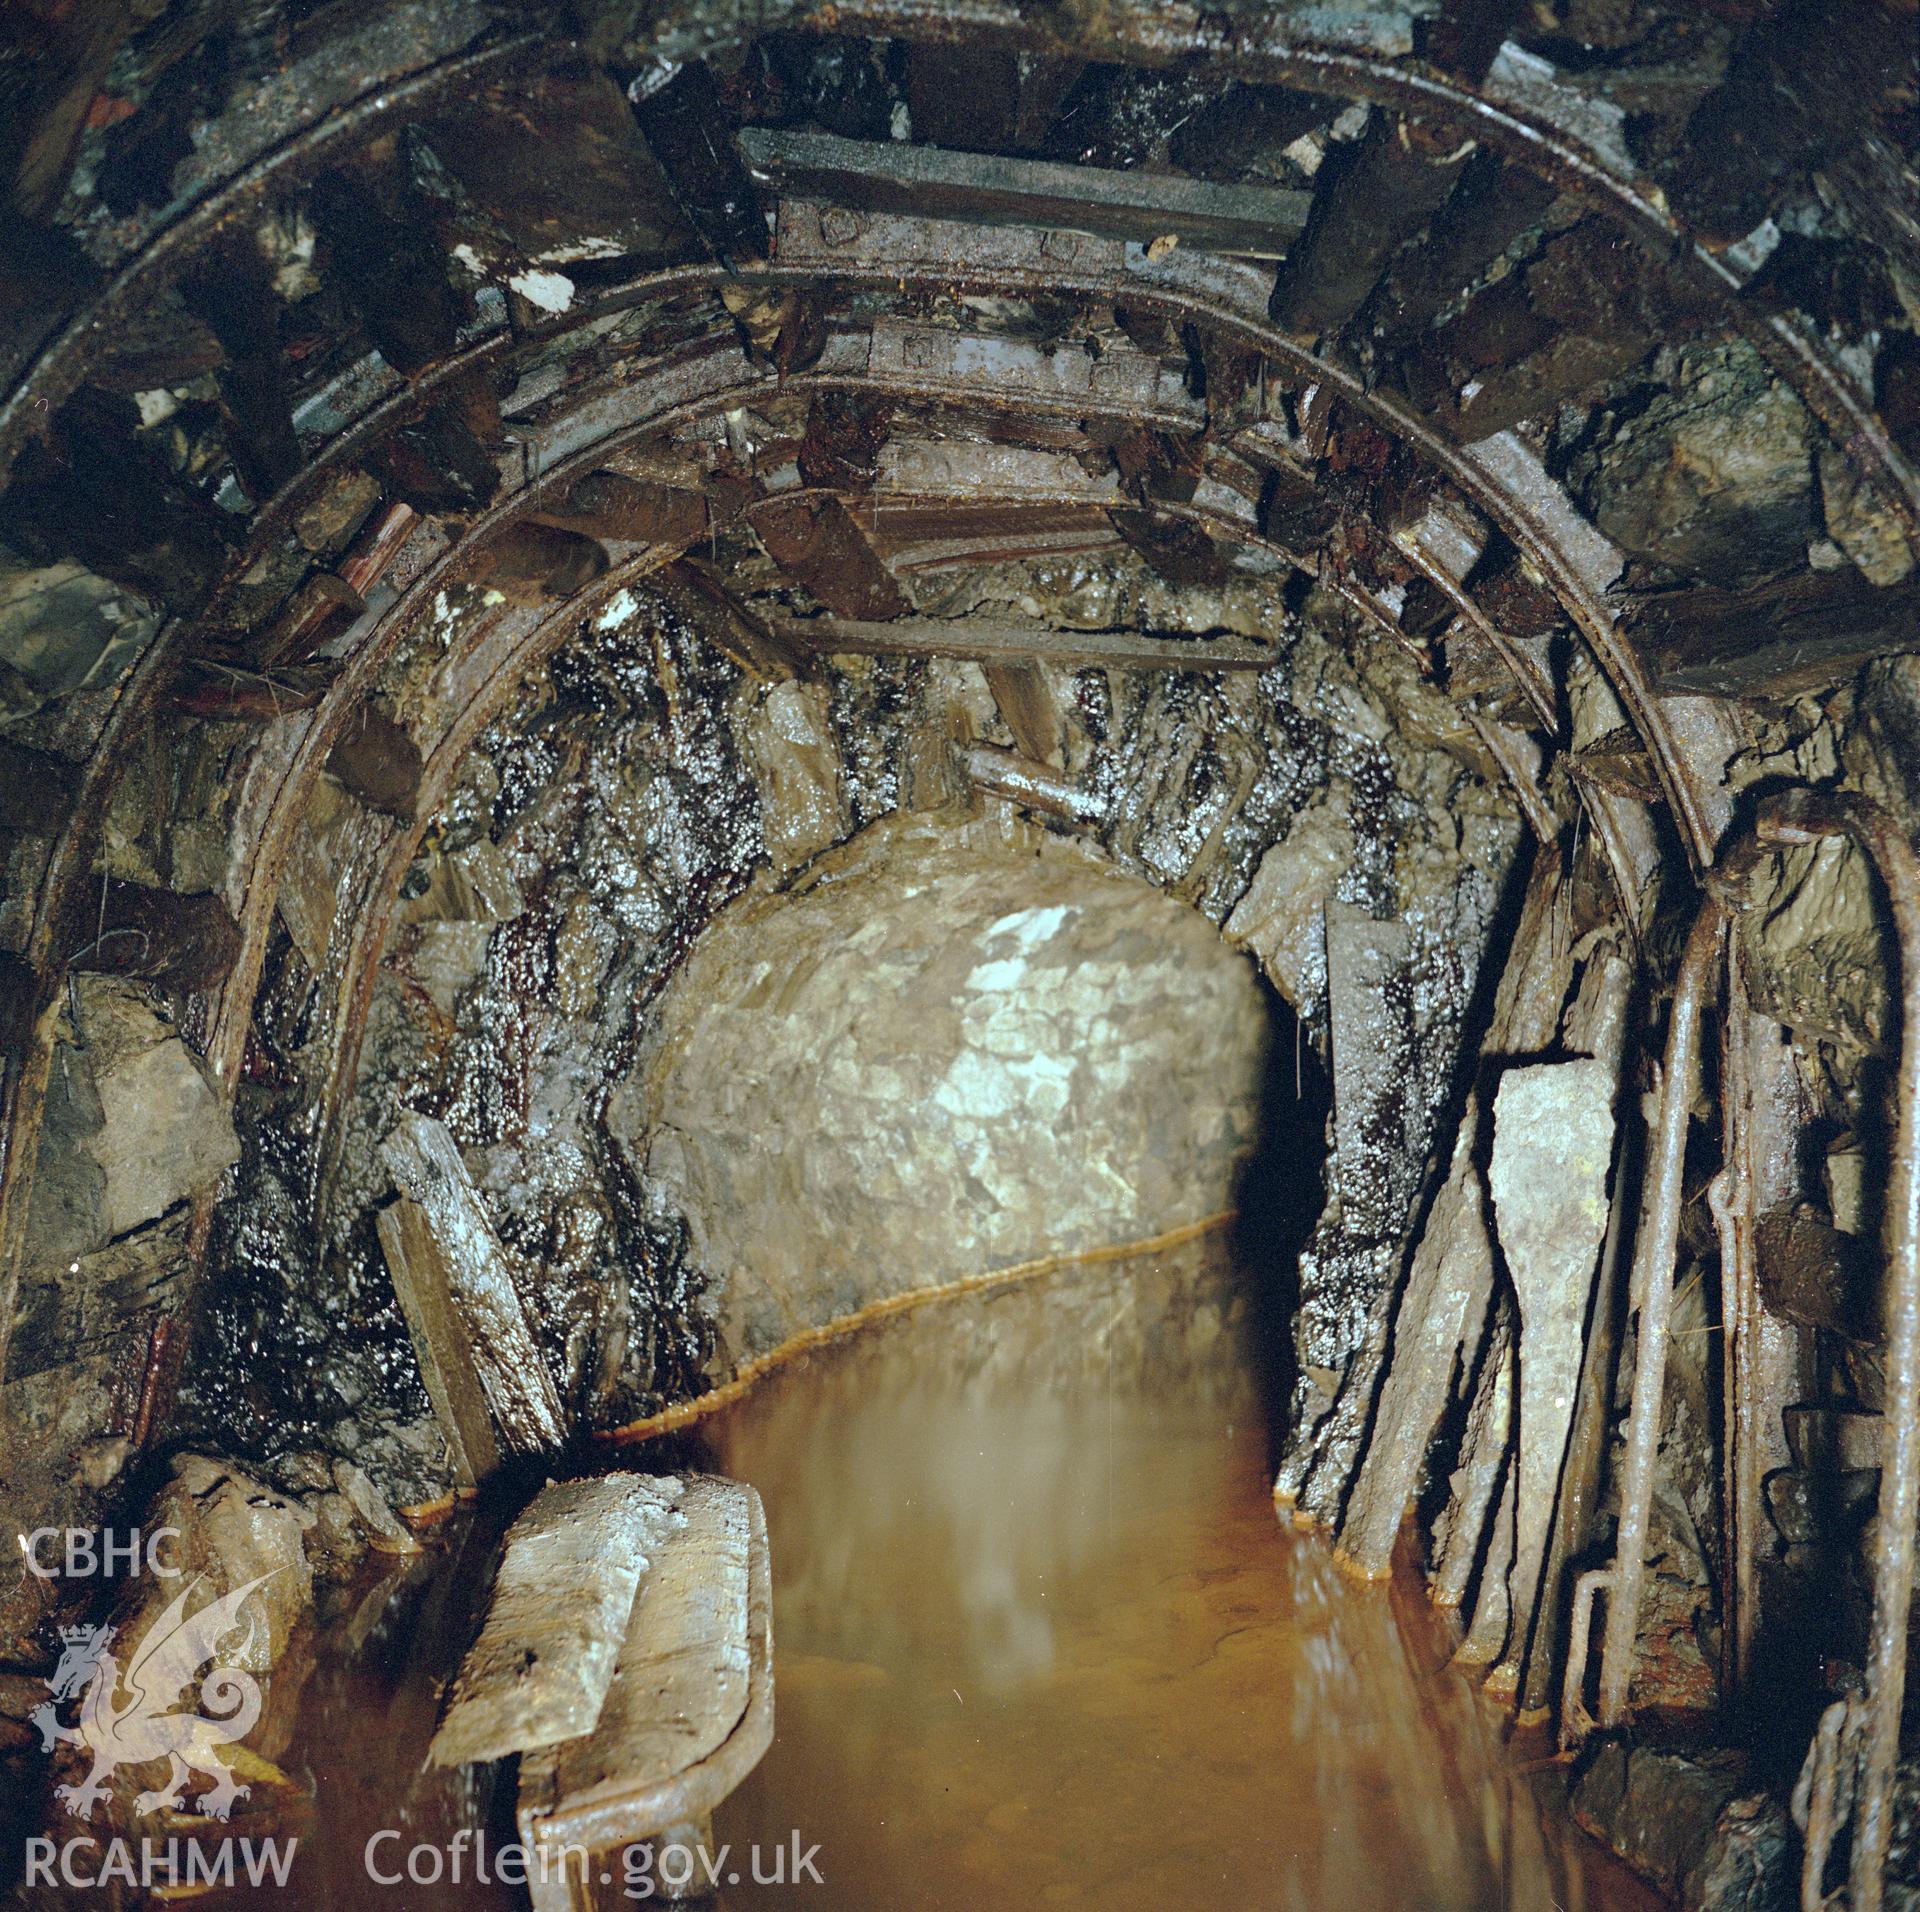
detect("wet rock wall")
[180,549,1518,1511]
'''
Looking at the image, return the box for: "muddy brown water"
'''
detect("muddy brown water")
[172,1229,1658,1909]
[699,1230,1659,1912]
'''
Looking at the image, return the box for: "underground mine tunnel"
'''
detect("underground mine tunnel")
[2,0,1920,1906]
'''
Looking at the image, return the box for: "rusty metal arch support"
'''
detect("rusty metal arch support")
[194,231,1694,849]
[6,227,1714,898]
[818,1,1920,561]
[702,237,1707,866]
[279,445,1550,1241]
[300,548,690,1222]
[0,268,1696,1386]
[3,10,1912,567]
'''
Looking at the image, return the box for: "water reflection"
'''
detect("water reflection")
[700,1229,1658,1911]
[230,1227,1658,1910]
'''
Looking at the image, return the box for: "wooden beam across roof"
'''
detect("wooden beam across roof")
[774,615,1279,672]
[737,127,1311,257]
[1629,566,1920,698]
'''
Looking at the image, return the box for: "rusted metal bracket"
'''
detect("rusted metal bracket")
[1797,1696,1859,1912]
[1561,1565,1613,1747]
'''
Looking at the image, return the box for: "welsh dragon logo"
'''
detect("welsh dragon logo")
[30,1574,271,1822]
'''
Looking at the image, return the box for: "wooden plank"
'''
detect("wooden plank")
[9,388,229,603]
[170,662,335,721]
[325,704,423,819]
[1629,567,1920,698]
[647,561,805,681]
[181,228,302,498]
[306,170,469,379]
[903,46,1082,153]
[518,1477,773,1878]
[69,882,241,993]
[873,436,1123,502]
[1269,115,1474,338]
[1111,508,1229,586]
[983,662,1062,764]
[797,390,892,492]
[380,1112,566,1460]
[630,62,769,266]
[882,527,1122,572]
[1371,152,1556,350]
[867,321,1170,416]
[0,739,78,836]
[965,742,1104,824]
[471,521,611,603]
[749,492,908,621]
[420,68,689,268]
[375,1198,502,1490]
[776,614,1277,672]
[738,126,1310,256]
[377,398,501,514]
[1757,1210,1880,1342]
[431,1473,687,1768]
[858,499,1108,549]
[1402,218,1699,442]
[858,495,1121,573]
[536,471,708,546]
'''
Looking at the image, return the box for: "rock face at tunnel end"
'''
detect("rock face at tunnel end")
[610,811,1279,1373]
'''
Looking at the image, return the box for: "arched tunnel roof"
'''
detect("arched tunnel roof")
[0,0,1916,1391]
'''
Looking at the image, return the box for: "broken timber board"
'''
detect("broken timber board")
[774,615,1276,672]
[1485,1057,1616,1702]
[647,562,805,681]
[430,1474,687,1769]
[380,1111,567,1460]
[983,661,1063,764]
[1334,847,1572,1582]
[738,127,1310,256]
[1627,568,1920,700]
[1269,115,1473,337]
[748,492,908,622]
[376,1197,502,1489]
[518,1476,774,1906]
